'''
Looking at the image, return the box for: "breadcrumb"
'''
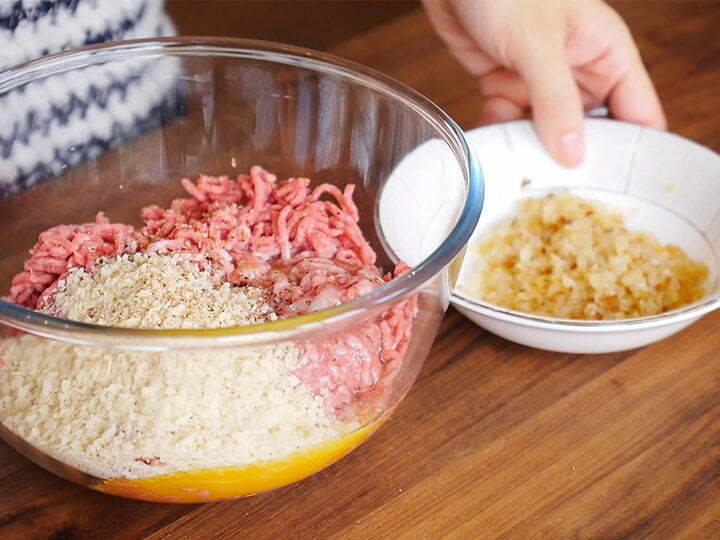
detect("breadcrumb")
[0,253,351,480]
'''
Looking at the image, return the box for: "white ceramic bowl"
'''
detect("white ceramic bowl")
[380,119,720,354]
[454,119,720,353]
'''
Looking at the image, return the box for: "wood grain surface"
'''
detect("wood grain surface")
[1,2,719,538]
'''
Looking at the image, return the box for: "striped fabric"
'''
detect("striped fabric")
[0,0,179,198]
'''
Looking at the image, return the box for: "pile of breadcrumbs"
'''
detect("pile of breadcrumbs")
[0,255,350,480]
[463,192,708,320]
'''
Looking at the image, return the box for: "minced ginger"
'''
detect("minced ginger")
[465,192,708,320]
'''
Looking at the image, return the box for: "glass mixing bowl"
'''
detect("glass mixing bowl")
[0,38,483,503]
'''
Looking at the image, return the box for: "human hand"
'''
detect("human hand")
[423,0,666,167]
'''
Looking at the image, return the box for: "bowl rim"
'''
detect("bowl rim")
[451,119,720,332]
[0,37,484,350]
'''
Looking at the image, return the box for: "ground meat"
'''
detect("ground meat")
[139,167,377,286]
[297,273,418,412]
[7,214,138,309]
[4,166,417,415]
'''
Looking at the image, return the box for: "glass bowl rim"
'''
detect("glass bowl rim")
[0,36,484,351]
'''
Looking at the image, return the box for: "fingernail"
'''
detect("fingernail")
[557,131,584,168]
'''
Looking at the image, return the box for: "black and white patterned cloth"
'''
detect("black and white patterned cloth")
[0,0,179,198]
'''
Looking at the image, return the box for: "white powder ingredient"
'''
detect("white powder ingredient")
[0,254,348,480]
[47,254,274,329]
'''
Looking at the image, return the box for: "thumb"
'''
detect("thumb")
[515,34,586,168]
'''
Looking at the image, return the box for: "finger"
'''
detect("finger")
[479,70,530,107]
[607,50,667,130]
[481,96,525,125]
[422,0,497,77]
[481,69,604,111]
[515,34,586,168]
[578,3,667,130]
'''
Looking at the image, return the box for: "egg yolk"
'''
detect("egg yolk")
[95,422,380,503]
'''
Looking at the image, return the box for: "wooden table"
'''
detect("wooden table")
[2,2,719,538]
